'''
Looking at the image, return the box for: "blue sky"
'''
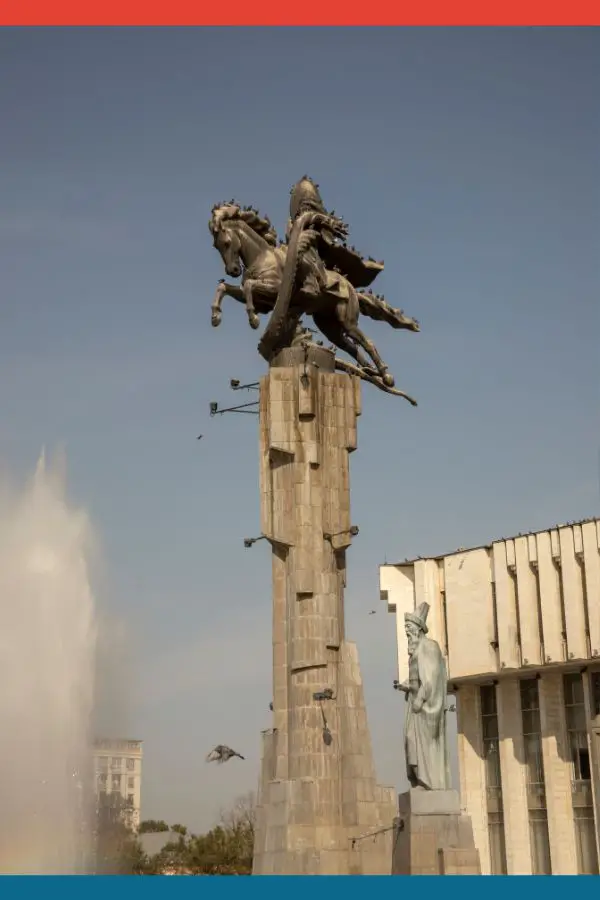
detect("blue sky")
[1,27,598,832]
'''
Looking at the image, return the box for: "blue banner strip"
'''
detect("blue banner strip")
[0,874,596,893]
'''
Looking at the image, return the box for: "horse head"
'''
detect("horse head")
[209,204,244,278]
[209,203,278,279]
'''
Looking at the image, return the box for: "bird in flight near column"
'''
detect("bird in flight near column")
[205,744,245,763]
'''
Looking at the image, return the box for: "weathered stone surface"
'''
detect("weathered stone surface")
[253,365,396,875]
[392,790,481,875]
[439,847,481,874]
[399,788,461,817]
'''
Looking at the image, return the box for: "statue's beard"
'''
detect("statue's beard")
[407,635,418,654]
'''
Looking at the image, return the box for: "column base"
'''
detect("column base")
[392,789,481,875]
[253,642,396,875]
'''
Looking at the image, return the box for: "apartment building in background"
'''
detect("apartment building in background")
[381,518,600,876]
[93,738,143,831]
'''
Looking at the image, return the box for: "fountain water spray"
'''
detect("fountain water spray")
[0,451,97,874]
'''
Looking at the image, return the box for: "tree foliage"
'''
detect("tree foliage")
[138,819,170,833]
[134,793,256,875]
[95,793,147,874]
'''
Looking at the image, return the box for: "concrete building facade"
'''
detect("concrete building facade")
[381,519,600,875]
[93,738,143,831]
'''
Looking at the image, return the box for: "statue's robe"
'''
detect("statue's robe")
[405,636,450,790]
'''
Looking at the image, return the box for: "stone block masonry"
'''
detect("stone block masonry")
[252,347,396,875]
[393,790,481,875]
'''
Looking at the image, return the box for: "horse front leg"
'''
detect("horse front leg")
[211,280,244,327]
[242,280,260,330]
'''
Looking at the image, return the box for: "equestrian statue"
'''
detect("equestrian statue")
[208,176,420,403]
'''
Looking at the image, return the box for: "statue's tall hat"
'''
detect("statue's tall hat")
[404,601,429,634]
[289,176,326,220]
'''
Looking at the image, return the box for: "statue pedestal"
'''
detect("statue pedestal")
[392,790,481,875]
[252,352,396,875]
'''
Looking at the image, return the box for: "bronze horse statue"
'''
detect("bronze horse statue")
[208,201,419,397]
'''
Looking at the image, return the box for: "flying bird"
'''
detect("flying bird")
[369,610,377,615]
[197,435,203,440]
[206,744,245,764]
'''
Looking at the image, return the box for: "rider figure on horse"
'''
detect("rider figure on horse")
[285,176,385,300]
[208,178,420,402]
[285,176,340,297]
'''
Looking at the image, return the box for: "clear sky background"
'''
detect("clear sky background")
[1,27,598,832]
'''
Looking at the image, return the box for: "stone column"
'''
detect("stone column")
[252,346,396,875]
[496,678,532,874]
[538,671,578,873]
[582,672,600,868]
[456,684,490,873]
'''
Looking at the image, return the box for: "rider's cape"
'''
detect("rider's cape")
[320,241,383,290]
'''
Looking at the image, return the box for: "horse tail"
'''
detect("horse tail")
[357,292,420,332]
[333,356,418,406]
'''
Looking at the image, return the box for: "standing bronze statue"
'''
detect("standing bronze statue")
[397,602,451,791]
[209,177,420,403]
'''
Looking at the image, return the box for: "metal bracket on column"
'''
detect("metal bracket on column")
[313,688,336,746]
[209,377,260,418]
[323,525,359,543]
[210,399,259,416]
[243,534,267,549]
[312,688,336,702]
[350,822,398,849]
[229,379,259,392]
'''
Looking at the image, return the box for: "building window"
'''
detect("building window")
[127,777,135,789]
[480,685,507,874]
[126,758,135,771]
[98,773,107,788]
[111,757,122,769]
[564,673,598,874]
[520,678,551,874]
[564,674,590,780]
[574,808,599,876]
[528,808,551,874]
[111,774,121,792]
[127,794,134,807]
[590,670,600,718]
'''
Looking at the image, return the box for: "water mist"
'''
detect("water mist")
[0,453,98,874]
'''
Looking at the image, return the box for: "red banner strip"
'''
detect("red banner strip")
[1,6,598,30]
